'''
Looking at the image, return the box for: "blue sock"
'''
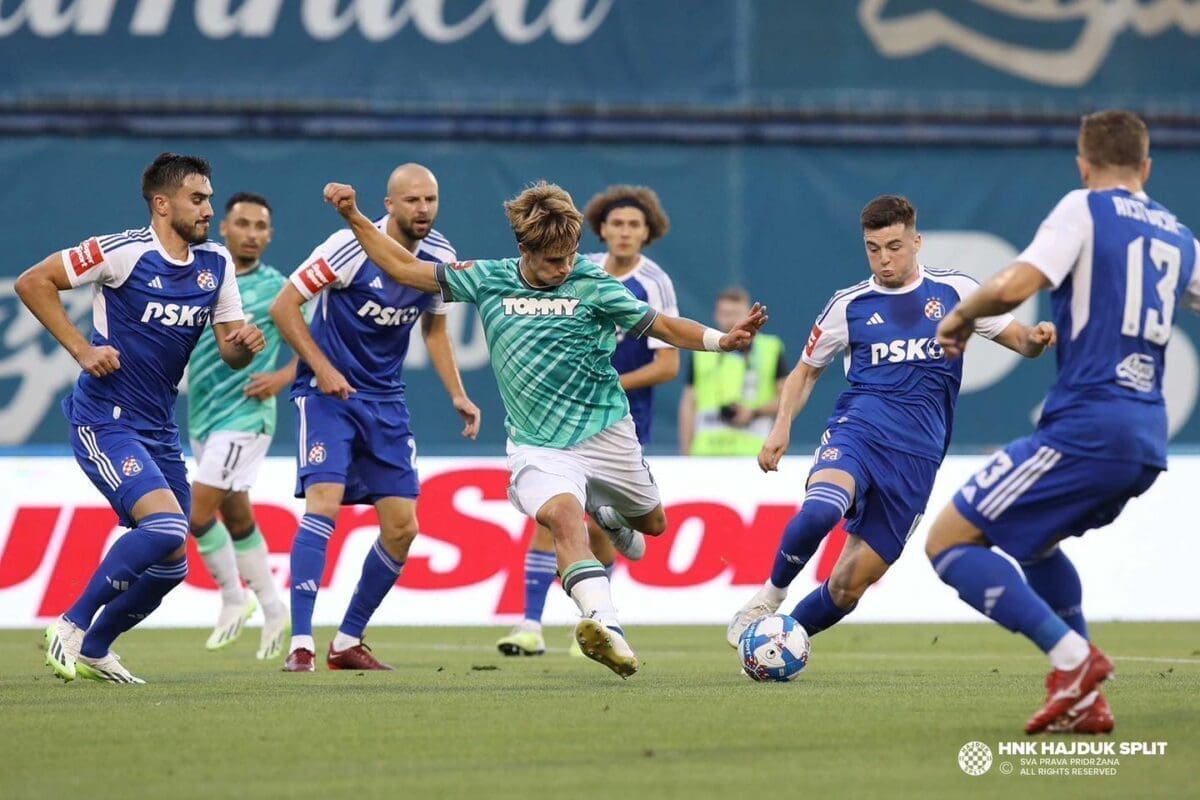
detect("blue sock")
[339,538,404,639]
[522,549,558,623]
[932,544,1070,652]
[1021,547,1087,638]
[770,483,851,588]
[80,557,187,658]
[290,513,335,638]
[65,512,188,630]
[789,580,854,636]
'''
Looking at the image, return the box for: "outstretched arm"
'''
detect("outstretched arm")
[937,262,1050,358]
[323,182,440,294]
[648,303,768,352]
[757,361,825,473]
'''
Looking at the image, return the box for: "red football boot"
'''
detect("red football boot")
[1026,643,1114,734]
[327,641,393,671]
[283,648,316,673]
[1047,690,1115,734]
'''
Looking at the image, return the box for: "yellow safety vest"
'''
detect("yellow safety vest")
[691,334,783,455]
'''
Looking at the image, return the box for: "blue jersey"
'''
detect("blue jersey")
[1017,188,1200,468]
[802,267,1014,463]
[586,253,679,443]
[60,228,243,430]
[289,218,455,401]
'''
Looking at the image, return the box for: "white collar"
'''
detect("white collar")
[149,225,195,266]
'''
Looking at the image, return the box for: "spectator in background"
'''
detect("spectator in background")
[679,287,787,455]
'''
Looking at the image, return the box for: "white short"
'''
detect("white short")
[190,431,272,492]
[506,417,661,520]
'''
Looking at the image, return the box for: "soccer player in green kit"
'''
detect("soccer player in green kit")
[323,180,766,677]
[187,193,292,659]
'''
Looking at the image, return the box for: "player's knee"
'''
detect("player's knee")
[188,516,216,539]
[538,502,583,540]
[640,508,667,536]
[379,519,418,551]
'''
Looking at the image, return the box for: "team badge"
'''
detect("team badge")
[196,269,217,291]
[819,447,840,461]
[121,456,143,476]
[308,443,327,465]
[924,299,945,320]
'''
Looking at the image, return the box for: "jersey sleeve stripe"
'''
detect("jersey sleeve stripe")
[628,307,659,338]
[434,262,454,302]
[329,241,364,270]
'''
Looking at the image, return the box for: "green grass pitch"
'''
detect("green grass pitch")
[2,623,1197,799]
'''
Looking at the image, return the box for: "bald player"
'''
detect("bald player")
[270,163,481,672]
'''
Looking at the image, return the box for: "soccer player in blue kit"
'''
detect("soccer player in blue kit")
[17,153,266,683]
[727,195,1057,653]
[270,163,480,672]
[927,110,1200,734]
[496,185,679,657]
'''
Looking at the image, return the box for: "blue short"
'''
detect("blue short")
[954,432,1161,563]
[808,427,938,564]
[69,421,190,527]
[293,393,419,505]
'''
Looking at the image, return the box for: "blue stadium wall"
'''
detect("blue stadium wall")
[2,1,1199,455]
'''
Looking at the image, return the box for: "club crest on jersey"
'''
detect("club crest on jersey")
[819,447,840,461]
[502,297,580,317]
[121,456,143,476]
[308,442,327,465]
[196,269,217,291]
[924,299,945,320]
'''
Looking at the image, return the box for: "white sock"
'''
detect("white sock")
[332,631,361,652]
[234,536,286,620]
[200,536,245,608]
[764,581,788,604]
[290,634,315,653]
[568,574,620,630]
[1048,630,1090,670]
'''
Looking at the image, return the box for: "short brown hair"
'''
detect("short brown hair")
[503,181,583,255]
[717,286,749,305]
[583,185,671,244]
[1079,109,1149,169]
[860,195,916,231]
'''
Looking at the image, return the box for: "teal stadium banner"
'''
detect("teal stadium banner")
[0,1,1198,114]
[0,1,1198,453]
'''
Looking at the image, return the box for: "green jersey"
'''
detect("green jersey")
[436,255,658,448]
[187,263,288,441]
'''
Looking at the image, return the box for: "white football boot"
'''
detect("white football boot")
[76,652,146,684]
[592,506,646,561]
[206,594,258,651]
[726,584,784,648]
[45,615,85,682]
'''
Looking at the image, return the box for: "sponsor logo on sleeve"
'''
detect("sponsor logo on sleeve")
[448,261,475,271]
[297,258,337,294]
[805,325,823,357]
[67,238,104,277]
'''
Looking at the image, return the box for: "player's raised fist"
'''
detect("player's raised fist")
[324,183,358,217]
[76,344,121,378]
[1029,321,1057,347]
[225,322,266,354]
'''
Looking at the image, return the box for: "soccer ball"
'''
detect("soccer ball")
[739,614,810,682]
